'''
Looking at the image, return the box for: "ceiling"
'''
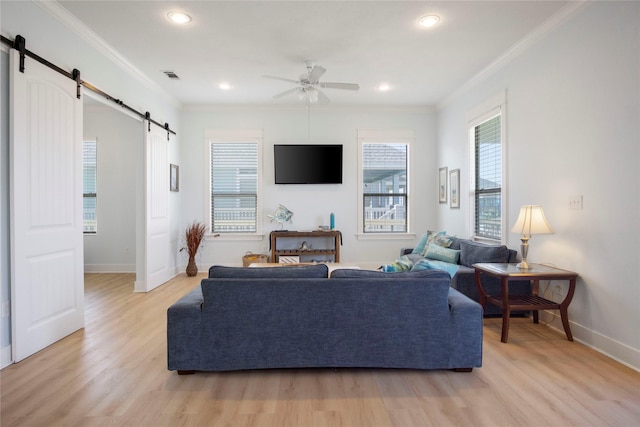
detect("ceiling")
[57,1,569,107]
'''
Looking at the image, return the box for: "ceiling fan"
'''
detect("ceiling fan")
[263,60,360,103]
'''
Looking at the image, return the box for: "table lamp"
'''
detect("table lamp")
[511,205,554,269]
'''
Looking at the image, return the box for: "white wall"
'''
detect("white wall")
[437,2,640,370]
[0,1,182,360]
[179,105,437,269]
[83,105,141,272]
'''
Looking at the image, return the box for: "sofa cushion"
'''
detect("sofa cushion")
[208,264,329,278]
[331,268,450,280]
[424,244,461,264]
[459,240,510,267]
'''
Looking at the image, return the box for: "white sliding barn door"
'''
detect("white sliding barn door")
[135,121,171,292]
[9,51,84,362]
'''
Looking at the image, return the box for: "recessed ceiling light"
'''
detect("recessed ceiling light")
[418,15,440,28]
[167,11,192,24]
[219,82,233,90]
[378,83,391,92]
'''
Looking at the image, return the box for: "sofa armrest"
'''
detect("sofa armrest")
[447,288,483,368]
[167,286,203,371]
[400,247,414,256]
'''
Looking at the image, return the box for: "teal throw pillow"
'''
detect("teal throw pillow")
[424,244,461,264]
[411,233,430,254]
[412,259,460,278]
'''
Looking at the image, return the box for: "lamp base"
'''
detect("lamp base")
[517,236,531,270]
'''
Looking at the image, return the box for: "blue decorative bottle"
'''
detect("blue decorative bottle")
[330,213,335,230]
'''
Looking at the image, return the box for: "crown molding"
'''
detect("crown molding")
[437,1,589,111]
[182,103,434,114]
[34,0,181,109]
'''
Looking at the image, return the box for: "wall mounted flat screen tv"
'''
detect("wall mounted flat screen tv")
[274,144,343,184]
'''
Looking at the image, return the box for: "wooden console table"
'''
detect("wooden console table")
[270,230,341,263]
[473,263,578,343]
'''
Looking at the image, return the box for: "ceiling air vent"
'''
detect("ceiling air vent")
[163,71,180,80]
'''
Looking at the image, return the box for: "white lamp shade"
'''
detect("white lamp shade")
[511,205,554,235]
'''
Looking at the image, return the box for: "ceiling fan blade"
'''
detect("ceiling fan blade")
[307,65,326,82]
[263,75,300,84]
[320,82,360,91]
[272,87,300,99]
[316,88,331,103]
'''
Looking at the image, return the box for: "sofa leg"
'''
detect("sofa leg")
[452,367,473,372]
[177,370,196,375]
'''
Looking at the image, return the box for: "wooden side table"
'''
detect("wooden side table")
[270,230,341,263]
[473,263,578,343]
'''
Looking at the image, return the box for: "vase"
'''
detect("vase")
[186,256,198,277]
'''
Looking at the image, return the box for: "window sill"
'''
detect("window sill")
[356,233,416,241]
[206,233,264,241]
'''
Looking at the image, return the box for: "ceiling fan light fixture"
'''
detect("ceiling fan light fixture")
[308,88,319,103]
[167,11,192,24]
[219,82,232,90]
[418,15,440,28]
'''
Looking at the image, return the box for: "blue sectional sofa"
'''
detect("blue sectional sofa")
[401,236,532,316]
[167,264,483,374]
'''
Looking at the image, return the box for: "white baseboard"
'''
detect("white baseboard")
[540,311,640,372]
[84,264,136,273]
[1,345,12,369]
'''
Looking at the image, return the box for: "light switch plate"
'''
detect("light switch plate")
[568,195,583,210]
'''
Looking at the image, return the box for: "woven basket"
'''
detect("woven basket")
[242,251,269,267]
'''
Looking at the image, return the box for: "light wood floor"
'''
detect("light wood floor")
[1,273,638,427]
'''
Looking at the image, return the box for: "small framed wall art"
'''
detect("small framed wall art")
[170,164,179,192]
[450,169,460,209]
[438,166,448,203]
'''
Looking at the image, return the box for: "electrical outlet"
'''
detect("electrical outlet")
[568,195,583,210]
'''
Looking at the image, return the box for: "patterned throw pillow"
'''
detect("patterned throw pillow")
[380,255,414,272]
[417,231,454,257]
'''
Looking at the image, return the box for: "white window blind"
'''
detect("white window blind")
[362,142,408,233]
[474,114,502,240]
[210,142,258,233]
[82,140,97,234]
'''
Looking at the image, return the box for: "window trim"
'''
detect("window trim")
[467,92,507,243]
[356,129,415,240]
[205,129,263,240]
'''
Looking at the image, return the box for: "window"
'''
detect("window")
[358,130,412,234]
[82,139,97,234]
[470,111,504,241]
[208,131,262,235]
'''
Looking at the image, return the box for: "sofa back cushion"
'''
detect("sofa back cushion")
[331,268,449,280]
[208,264,329,278]
[459,240,510,267]
[199,276,452,370]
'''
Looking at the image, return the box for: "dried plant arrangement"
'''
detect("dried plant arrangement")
[180,221,207,276]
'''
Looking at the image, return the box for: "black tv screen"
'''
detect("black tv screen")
[274,144,343,184]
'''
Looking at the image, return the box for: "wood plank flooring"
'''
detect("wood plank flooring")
[1,272,638,426]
